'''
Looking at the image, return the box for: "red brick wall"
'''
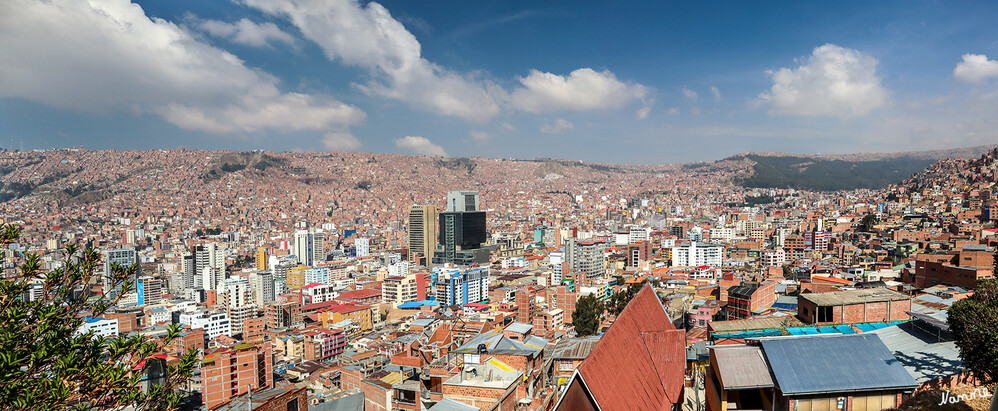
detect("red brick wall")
[360,380,389,411]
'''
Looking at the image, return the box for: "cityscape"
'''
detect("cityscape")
[2,1,998,411]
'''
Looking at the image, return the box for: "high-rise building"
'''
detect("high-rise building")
[249,271,275,306]
[381,272,427,306]
[433,266,489,306]
[255,247,268,271]
[355,237,370,257]
[565,238,607,279]
[446,190,480,212]
[180,252,196,289]
[221,278,255,335]
[407,205,438,265]
[135,276,162,306]
[103,247,139,298]
[437,211,487,265]
[294,230,325,266]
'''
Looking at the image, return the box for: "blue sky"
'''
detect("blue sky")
[2,0,998,163]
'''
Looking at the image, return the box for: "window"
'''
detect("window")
[817,306,833,323]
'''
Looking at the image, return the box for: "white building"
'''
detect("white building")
[761,249,787,267]
[178,310,231,340]
[549,251,564,283]
[672,241,724,267]
[294,229,326,266]
[355,237,370,257]
[249,271,275,305]
[382,272,425,306]
[628,227,650,244]
[78,317,119,338]
[433,266,489,306]
[302,283,338,304]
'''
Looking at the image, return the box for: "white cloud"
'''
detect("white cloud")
[710,86,721,101]
[682,87,698,100]
[469,130,492,142]
[322,131,362,151]
[540,119,573,134]
[394,136,447,156]
[953,54,998,84]
[192,16,295,48]
[758,44,888,117]
[666,107,680,115]
[244,0,500,123]
[509,68,649,113]
[635,106,652,120]
[0,0,362,134]
[501,123,517,131]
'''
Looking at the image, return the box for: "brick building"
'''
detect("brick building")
[202,340,274,409]
[797,289,911,325]
[725,280,776,320]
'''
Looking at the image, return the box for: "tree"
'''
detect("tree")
[947,278,998,387]
[782,265,794,280]
[858,213,878,232]
[607,283,643,317]
[0,224,197,410]
[572,295,604,337]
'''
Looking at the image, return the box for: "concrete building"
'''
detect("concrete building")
[565,238,607,279]
[445,190,480,212]
[381,272,427,306]
[407,204,438,265]
[672,241,724,267]
[293,229,325,266]
[177,310,232,340]
[433,266,489,306]
[77,317,119,338]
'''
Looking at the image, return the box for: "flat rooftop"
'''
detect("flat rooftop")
[800,288,910,306]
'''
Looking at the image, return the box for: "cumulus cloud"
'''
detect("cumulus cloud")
[244,0,500,123]
[710,86,721,101]
[540,119,574,134]
[758,44,888,117]
[469,130,492,142]
[0,0,362,133]
[322,131,362,151]
[192,16,295,48]
[509,68,649,113]
[635,106,652,120]
[953,54,998,84]
[667,107,680,115]
[682,87,698,100]
[394,136,447,156]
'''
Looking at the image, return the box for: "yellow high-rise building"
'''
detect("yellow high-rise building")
[255,247,268,271]
[407,204,438,265]
[287,265,308,290]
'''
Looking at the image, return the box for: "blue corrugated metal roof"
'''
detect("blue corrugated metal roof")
[759,334,918,395]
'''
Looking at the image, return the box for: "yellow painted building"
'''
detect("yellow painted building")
[255,247,268,271]
[320,304,374,332]
[287,265,308,290]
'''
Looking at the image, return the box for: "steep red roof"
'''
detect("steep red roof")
[573,284,686,411]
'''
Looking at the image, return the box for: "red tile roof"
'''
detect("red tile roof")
[574,284,685,410]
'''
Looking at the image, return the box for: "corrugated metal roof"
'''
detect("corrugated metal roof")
[711,345,774,389]
[709,315,803,333]
[575,284,685,411]
[551,337,601,360]
[869,323,962,384]
[759,333,918,395]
